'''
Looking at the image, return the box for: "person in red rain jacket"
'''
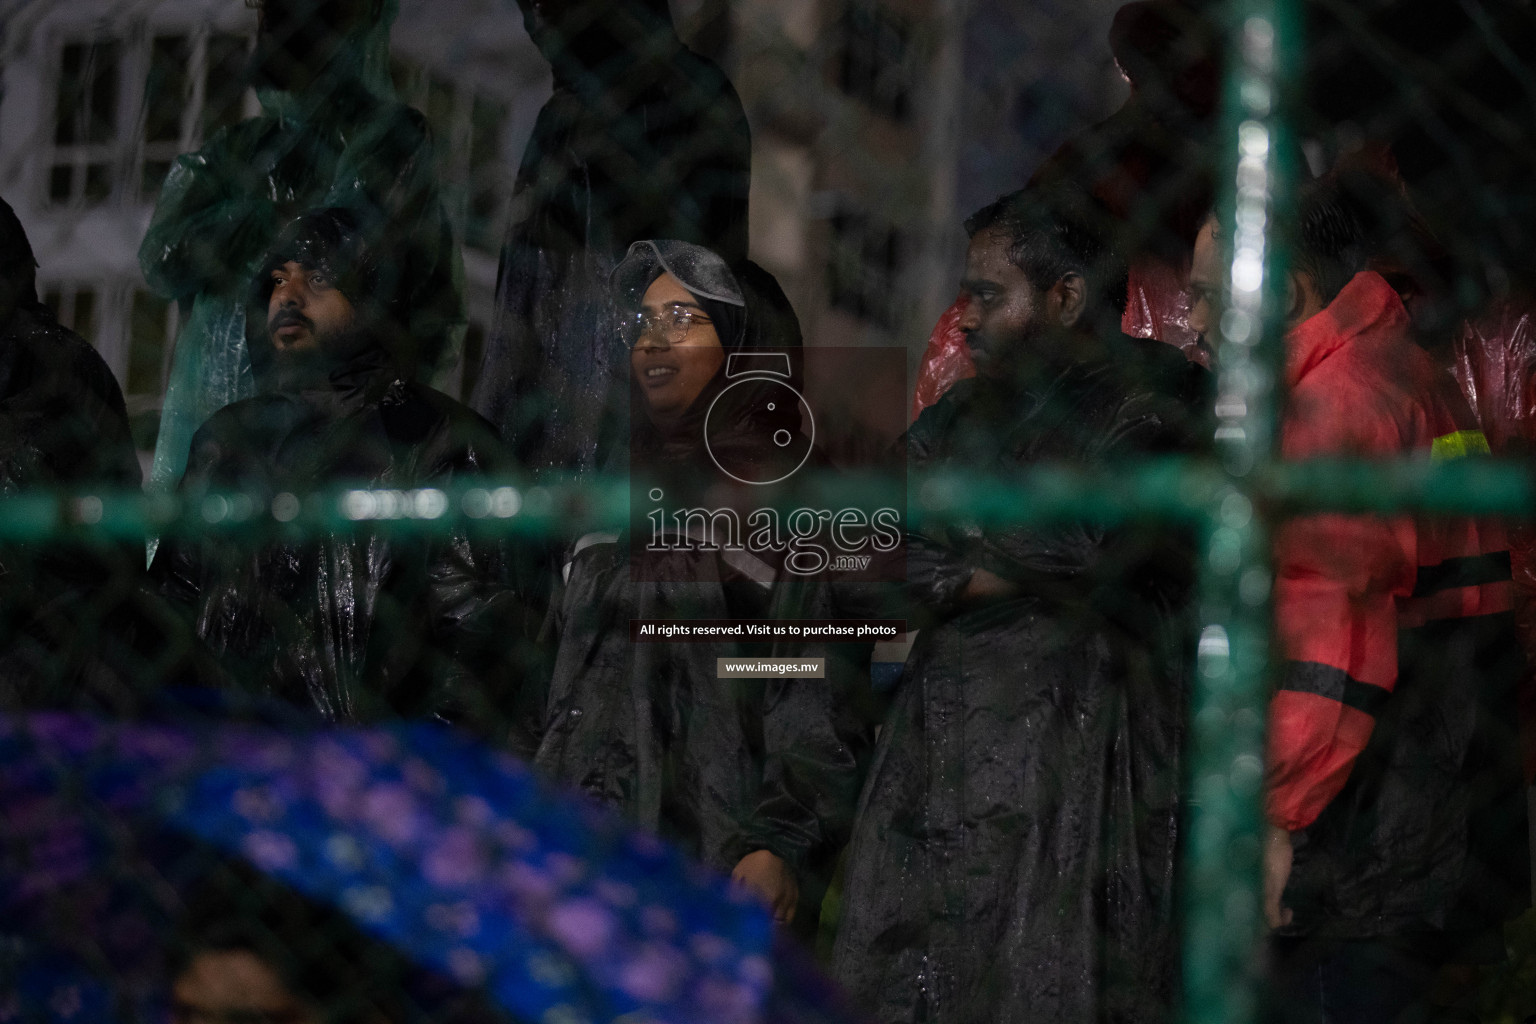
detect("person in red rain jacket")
[1189,178,1528,1024]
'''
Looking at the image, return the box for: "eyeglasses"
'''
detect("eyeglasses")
[618,308,715,349]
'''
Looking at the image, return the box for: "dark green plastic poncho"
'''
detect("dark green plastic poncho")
[138,0,462,490]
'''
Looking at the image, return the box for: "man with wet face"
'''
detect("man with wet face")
[956,224,1047,377]
[247,209,401,394]
[947,187,1186,600]
[266,261,354,355]
[260,244,372,392]
[957,195,1112,381]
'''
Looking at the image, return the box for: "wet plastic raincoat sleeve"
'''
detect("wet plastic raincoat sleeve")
[422,526,550,743]
[738,578,877,875]
[139,122,282,305]
[1452,300,1536,780]
[1267,509,1415,830]
[1266,383,1418,831]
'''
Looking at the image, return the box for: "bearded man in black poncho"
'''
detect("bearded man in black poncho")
[831,184,1207,1023]
[470,0,752,478]
[156,208,526,734]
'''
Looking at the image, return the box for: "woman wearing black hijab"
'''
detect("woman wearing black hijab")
[533,241,869,933]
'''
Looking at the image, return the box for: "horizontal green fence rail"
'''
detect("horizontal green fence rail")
[0,458,1526,542]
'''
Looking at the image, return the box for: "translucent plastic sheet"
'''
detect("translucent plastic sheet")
[910,295,975,422]
[1452,298,1536,779]
[613,239,748,309]
[146,296,254,494]
[1451,301,1536,457]
[1125,258,1206,366]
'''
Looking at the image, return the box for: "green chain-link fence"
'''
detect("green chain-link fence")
[5,0,1536,1020]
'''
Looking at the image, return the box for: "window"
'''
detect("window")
[836,1,915,123]
[40,284,101,347]
[46,28,252,209]
[126,290,175,398]
[39,282,173,451]
[140,34,192,203]
[828,208,906,329]
[50,41,122,206]
[126,289,178,451]
[198,34,251,142]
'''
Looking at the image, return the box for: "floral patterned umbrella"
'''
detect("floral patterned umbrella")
[0,946,121,1023]
[0,711,857,1024]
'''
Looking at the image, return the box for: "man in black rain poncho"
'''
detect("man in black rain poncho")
[0,197,217,708]
[156,208,518,733]
[831,185,1207,1023]
[534,241,870,933]
[139,0,461,491]
[470,0,752,476]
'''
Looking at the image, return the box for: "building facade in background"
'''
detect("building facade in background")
[0,0,1126,468]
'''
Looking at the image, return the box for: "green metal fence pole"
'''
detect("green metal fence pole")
[1182,0,1298,1020]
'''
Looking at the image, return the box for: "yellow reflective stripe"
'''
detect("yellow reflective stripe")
[1431,430,1491,460]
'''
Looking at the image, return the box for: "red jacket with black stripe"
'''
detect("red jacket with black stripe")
[1268,271,1528,934]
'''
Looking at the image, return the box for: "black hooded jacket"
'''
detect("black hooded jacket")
[532,254,871,931]
[831,334,1208,1024]
[470,0,752,477]
[0,298,220,709]
[154,220,521,733]
[0,300,139,493]
[0,190,234,711]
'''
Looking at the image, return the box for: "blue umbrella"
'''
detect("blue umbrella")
[0,711,855,1024]
[0,945,123,1023]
